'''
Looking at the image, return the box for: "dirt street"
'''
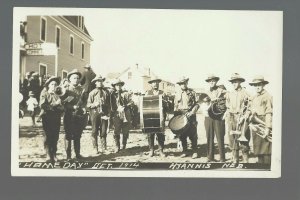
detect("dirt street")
[19,114,257,163]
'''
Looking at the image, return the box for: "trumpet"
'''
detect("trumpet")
[249,114,272,143]
[54,85,66,96]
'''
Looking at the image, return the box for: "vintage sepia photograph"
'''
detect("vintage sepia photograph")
[12,7,282,177]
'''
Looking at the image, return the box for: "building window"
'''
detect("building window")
[128,72,132,79]
[69,35,74,55]
[40,17,47,41]
[62,70,68,79]
[78,16,84,30]
[81,42,85,59]
[39,64,47,78]
[55,26,61,48]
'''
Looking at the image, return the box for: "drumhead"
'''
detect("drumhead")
[169,115,188,131]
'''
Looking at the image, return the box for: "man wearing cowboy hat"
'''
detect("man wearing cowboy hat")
[80,64,96,102]
[87,75,111,155]
[110,78,133,153]
[204,74,226,162]
[249,75,272,164]
[63,69,87,160]
[225,73,251,163]
[174,76,199,159]
[144,77,169,157]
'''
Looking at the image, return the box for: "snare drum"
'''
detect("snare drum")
[168,114,190,136]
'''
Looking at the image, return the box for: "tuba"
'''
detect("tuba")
[249,114,272,143]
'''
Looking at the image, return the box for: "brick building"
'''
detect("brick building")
[20,16,93,82]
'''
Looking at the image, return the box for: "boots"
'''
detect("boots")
[232,150,239,163]
[122,135,128,150]
[149,148,154,157]
[114,135,120,153]
[65,140,72,160]
[159,149,166,158]
[99,137,107,153]
[91,136,99,155]
[74,139,82,159]
[242,151,249,163]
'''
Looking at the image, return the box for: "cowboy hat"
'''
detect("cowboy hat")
[205,74,220,82]
[249,75,269,86]
[229,73,245,82]
[91,75,106,83]
[67,69,82,80]
[111,78,125,86]
[83,64,91,69]
[45,76,60,87]
[148,77,162,84]
[176,76,189,84]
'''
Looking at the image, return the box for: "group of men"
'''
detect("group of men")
[27,63,272,164]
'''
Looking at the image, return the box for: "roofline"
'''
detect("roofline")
[50,16,93,42]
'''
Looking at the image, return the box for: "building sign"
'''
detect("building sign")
[25,42,57,56]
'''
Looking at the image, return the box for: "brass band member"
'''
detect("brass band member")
[145,77,169,157]
[204,74,226,162]
[39,76,64,162]
[249,76,272,164]
[110,79,133,153]
[87,75,111,155]
[225,73,250,163]
[174,77,199,159]
[63,69,87,160]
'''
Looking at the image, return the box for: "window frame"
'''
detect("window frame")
[81,41,85,60]
[55,25,61,49]
[69,34,74,55]
[40,17,47,42]
[39,63,47,77]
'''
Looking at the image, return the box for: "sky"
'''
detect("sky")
[82,9,282,95]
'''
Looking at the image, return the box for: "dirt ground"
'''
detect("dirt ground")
[19,114,258,163]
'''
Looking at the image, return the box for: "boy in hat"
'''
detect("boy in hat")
[174,76,199,159]
[87,75,111,155]
[225,73,251,163]
[249,76,272,164]
[110,78,133,153]
[204,74,226,162]
[63,69,87,160]
[145,77,169,157]
[26,91,39,127]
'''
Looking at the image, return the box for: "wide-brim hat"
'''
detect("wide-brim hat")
[84,64,91,69]
[249,75,269,86]
[91,75,106,83]
[148,77,162,84]
[32,72,39,77]
[45,76,60,87]
[28,91,35,96]
[67,69,82,80]
[229,73,245,82]
[205,74,220,82]
[111,78,125,86]
[176,76,189,84]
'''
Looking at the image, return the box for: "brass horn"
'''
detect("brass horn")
[249,114,272,143]
[54,85,66,96]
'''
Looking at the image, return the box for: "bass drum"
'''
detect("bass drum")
[168,114,190,136]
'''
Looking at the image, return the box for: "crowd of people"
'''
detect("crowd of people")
[19,64,273,165]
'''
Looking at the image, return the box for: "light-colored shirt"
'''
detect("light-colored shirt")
[26,97,38,111]
[250,89,273,128]
[226,87,250,114]
[174,88,198,113]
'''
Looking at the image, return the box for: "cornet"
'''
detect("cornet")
[54,85,66,96]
